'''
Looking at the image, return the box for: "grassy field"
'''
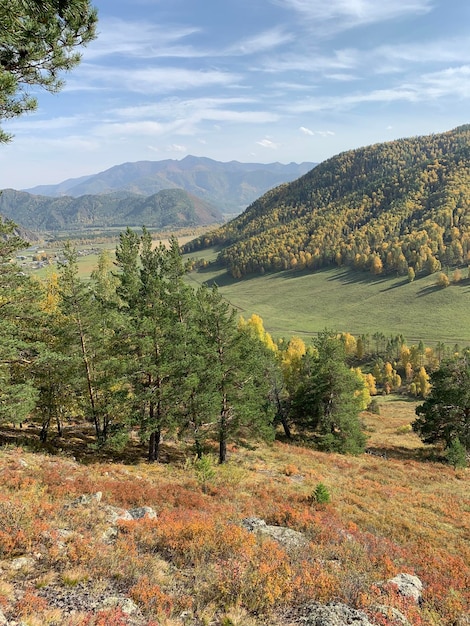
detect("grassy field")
[25,232,470,346]
[184,252,470,345]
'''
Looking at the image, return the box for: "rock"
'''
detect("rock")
[67,492,102,507]
[103,505,133,524]
[300,601,374,625]
[101,526,118,544]
[0,608,7,625]
[9,556,35,571]
[101,596,140,615]
[129,506,157,520]
[372,604,411,625]
[241,517,268,531]
[388,573,423,604]
[241,516,307,549]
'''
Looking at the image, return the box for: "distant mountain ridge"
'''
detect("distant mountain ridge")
[0,188,224,232]
[185,125,470,279]
[24,155,316,213]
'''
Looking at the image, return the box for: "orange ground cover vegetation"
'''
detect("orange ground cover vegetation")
[0,398,468,625]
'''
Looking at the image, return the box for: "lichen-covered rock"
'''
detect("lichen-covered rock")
[129,506,157,520]
[101,596,140,615]
[388,573,423,604]
[299,601,374,625]
[372,603,411,625]
[241,516,306,549]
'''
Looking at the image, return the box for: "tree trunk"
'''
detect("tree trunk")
[280,413,292,439]
[148,424,161,462]
[40,416,51,442]
[219,393,228,464]
[148,431,156,462]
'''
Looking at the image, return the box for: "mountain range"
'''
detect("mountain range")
[185,125,470,279]
[0,156,315,234]
[23,156,316,214]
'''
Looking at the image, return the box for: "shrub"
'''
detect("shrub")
[445,438,468,469]
[193,454,216,493]
[311,482,330,504]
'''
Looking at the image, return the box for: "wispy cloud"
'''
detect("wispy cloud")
[84,19,206,60]
[66,66,240,94]
[226,27,293,55]
[275,0,433,34]
[300,127,335,136]
[285,65,470,113]
[256,138,281,149]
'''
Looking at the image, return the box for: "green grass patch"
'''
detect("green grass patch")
[184,262,470,345]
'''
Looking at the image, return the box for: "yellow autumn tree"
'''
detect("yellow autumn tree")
[238,314,277,353]
[413,366,431,398]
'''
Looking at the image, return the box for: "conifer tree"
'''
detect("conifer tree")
[195,285,274,463]
[0,0,97,142]
[414,355,470,453]
[291,332,366,454]
[0,218,42,424]
[115,230,196,461]
[57,242,121,442]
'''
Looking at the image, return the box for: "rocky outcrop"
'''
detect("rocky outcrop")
[241,516,307,549]
[387,573,423,604]
[298,602,374,625]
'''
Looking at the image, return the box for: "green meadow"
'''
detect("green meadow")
[27,237,470,346]
[184,249,470,345]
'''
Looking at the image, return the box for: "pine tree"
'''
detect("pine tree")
[414,355,470,453]
[57,242,121,442]
[0,218,42,424]
[115,230,196,461]
[194,285,274,463]
[291,332,367,454]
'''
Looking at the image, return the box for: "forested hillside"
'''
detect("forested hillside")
[0,188,223,231]
[185,125,470,278]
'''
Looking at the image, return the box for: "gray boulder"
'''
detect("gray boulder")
[241,517,306,549]
[300,602,374,625]
[388,573,423,604]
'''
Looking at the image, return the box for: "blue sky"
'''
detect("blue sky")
[1,0,469,190]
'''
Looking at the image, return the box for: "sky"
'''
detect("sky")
[1,0,470,190]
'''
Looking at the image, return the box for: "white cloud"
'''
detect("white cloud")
[300,127,335,137]
[83,19,205,60]
[256,138,281,149]
[275,0,433,34]
[166,144,187,153]
[226,27,293,56]
[66,66,240,95]
[284,64,470,114]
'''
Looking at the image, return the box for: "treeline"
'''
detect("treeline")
[2,217,469,463]
[0,219,370,461]
[184,125,470,279]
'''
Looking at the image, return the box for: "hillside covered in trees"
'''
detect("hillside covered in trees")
[0,188,223,232]
[185,125,470,279]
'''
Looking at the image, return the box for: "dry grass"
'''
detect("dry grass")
[0,398,468,625]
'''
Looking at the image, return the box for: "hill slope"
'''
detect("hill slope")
[0,400,468,625]
[0,188,223,232]
[24,156,316,214]
[185,125,470,278]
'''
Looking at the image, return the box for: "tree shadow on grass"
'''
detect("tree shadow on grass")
[0,425,186,466]
[416,284,443,297]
